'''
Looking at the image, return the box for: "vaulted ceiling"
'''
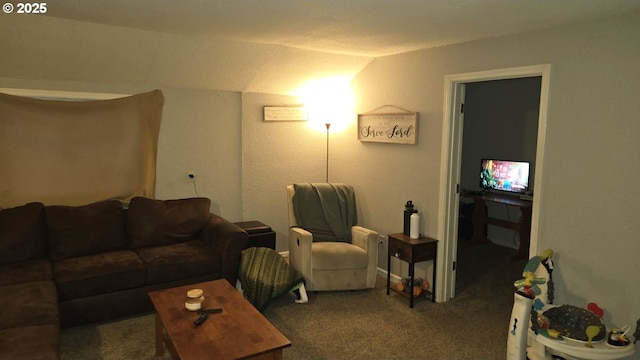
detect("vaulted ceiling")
[43,0,640,57]
[4,1,640,95]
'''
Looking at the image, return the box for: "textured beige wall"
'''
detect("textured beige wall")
[0,75,244,220]
[349,12,640,329]
[153,87,243,220]
[0,14,369,221]
[241,93,327,250]
[0,15,251,219]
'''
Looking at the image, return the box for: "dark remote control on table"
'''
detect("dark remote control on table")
[198,308,222,315]
[194,313,208,326]
[193,308,222,326]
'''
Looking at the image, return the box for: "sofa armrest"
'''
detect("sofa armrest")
[201,214,249,285]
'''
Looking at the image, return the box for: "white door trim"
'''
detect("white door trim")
[437,64,551,302]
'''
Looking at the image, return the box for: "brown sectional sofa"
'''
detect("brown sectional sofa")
[0,196,248,360]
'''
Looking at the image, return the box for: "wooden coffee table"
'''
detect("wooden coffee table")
[148,279,291,360]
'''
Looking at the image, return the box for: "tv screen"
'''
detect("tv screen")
[480,159,530,194]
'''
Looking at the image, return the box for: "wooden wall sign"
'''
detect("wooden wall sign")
[357,112,418,144]
[263,106,308,121]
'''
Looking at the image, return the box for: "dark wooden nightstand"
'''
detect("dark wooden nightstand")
[386,233,438,308]
[234,221,276,249]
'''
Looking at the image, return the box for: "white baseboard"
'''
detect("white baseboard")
[377,267,401,283]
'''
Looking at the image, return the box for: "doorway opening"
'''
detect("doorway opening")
[437,65,551,301]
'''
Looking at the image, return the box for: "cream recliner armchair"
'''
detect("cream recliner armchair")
[287,183,378,291]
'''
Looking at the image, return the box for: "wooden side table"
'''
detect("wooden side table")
[386,233,438,308]
[234,221,276,249]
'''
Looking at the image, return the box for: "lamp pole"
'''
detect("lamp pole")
[325,122,331,183]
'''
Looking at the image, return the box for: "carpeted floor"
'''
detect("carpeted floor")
[59,312,169,360]
[60,242,525,360]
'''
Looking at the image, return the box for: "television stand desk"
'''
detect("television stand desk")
[461,192,532,261]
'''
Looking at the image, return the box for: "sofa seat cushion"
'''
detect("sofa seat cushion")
[0,258,52,286]
[136,239,221,285]
[128,196,211,249]
[0,324,59,360]
[311,242,369,270]
[0,281,59,330]
[54,250,145,301]
[45,199,128,261]
[0,202,46,265]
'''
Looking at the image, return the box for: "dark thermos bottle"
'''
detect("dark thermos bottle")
[403,201,414,236]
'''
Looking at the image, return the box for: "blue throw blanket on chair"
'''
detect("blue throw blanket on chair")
[292,183,357,242]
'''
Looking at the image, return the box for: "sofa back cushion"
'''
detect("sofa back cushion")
[127,197,211,249]
[0,202,47,265]
[45,200,128,261]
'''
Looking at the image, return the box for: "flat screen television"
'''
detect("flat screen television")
[480,159,530,194]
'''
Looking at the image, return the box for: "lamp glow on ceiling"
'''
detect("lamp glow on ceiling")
[296,76,354,133]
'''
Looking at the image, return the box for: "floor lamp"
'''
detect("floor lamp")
[325,122,330,183]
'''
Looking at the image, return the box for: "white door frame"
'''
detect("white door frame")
[436,64,551,301]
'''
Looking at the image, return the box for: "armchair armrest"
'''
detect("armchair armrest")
[289,227,313,283]
[201,214,249,285]
[351,226,378,252]
[352,226,379,288]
